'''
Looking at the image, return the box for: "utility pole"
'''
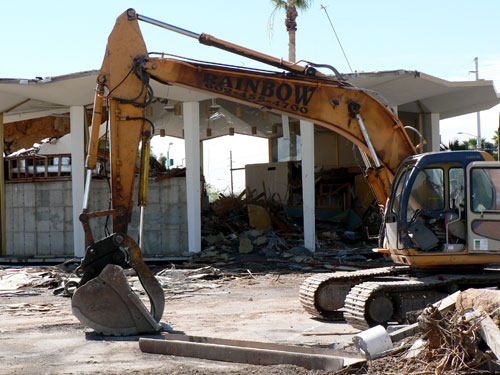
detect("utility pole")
[229,150,234,195]
[472,57,482,150]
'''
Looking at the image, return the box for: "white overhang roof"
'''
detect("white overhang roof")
[1,69,498,124]
[344,70,500,119]
[0,70,211,123]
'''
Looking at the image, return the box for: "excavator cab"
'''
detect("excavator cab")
[383,150,500,267]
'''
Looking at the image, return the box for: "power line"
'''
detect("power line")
[320,4,353,73]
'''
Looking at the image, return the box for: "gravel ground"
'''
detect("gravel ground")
[0,268,362,375]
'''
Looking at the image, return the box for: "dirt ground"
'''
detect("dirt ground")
[0,267,363,375]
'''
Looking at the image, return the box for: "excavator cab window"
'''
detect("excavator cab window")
[407,168,444,220]
[468,164,500,251]
[405,167,444,252]
[449,168,465,209]
[445,167,466,250]
[470,168,499,212]
[391,166,412,217]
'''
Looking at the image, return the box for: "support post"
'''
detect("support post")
[70,106,86,257]
[184,102,201,253]
[424,112,440,152]
[300,120,315,251]
[0,113,5,255]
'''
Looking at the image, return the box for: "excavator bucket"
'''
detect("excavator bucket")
[72,264,162,335]
[71,233,165,335]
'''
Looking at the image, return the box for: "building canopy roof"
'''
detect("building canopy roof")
[344,70,500,119]
[1,69,498,125]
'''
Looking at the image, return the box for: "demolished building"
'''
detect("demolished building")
[0,69,499,260]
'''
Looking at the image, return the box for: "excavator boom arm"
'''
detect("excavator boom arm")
[147,58,416,175]
[145,57,416,203]
[86,9,416,211]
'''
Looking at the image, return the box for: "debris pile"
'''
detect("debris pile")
[195,191,385,270]
[202,191,297,235]
[0,266,75,297]
[349,288,500,375]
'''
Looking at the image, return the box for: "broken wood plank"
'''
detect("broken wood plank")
[478,313,500,360]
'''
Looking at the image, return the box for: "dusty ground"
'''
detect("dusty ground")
[0,267,363,375]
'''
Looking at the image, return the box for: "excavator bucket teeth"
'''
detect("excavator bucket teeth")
[72,264,162,336]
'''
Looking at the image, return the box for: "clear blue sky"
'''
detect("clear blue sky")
[2,0,500,189]
[3,1,500,80]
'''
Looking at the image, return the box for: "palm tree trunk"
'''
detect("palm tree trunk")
[285,3,298,62]
[288,29,296,62]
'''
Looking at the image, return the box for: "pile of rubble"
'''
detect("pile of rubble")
[349,288,500,375]
[0,264,75,297]
[195,192,386,271]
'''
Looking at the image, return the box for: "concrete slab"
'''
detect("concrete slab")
[139,337,345,371]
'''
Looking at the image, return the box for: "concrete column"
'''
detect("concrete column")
[199,140,204,174]
[183,102,201,253]
[70,106,86,257]
[0,113,5,255]
[300,120,315,252]
[424,112,440,152]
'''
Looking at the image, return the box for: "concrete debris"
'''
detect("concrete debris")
[201,191,380,267]
[254,236,268,246]
[195,225,387,272]
[238,237,254,254]
[195,190,389,274]
[197,193,387,271]
[139,333,362,371]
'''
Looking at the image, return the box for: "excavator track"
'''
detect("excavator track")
[344,270,500,330]
[299,266,408,320]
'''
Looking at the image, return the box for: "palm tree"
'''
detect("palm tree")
[449,136,498,159]
[269,0,312,63]
[449,137,485,151]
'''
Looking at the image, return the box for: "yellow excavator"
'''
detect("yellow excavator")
[71,9,500,335]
